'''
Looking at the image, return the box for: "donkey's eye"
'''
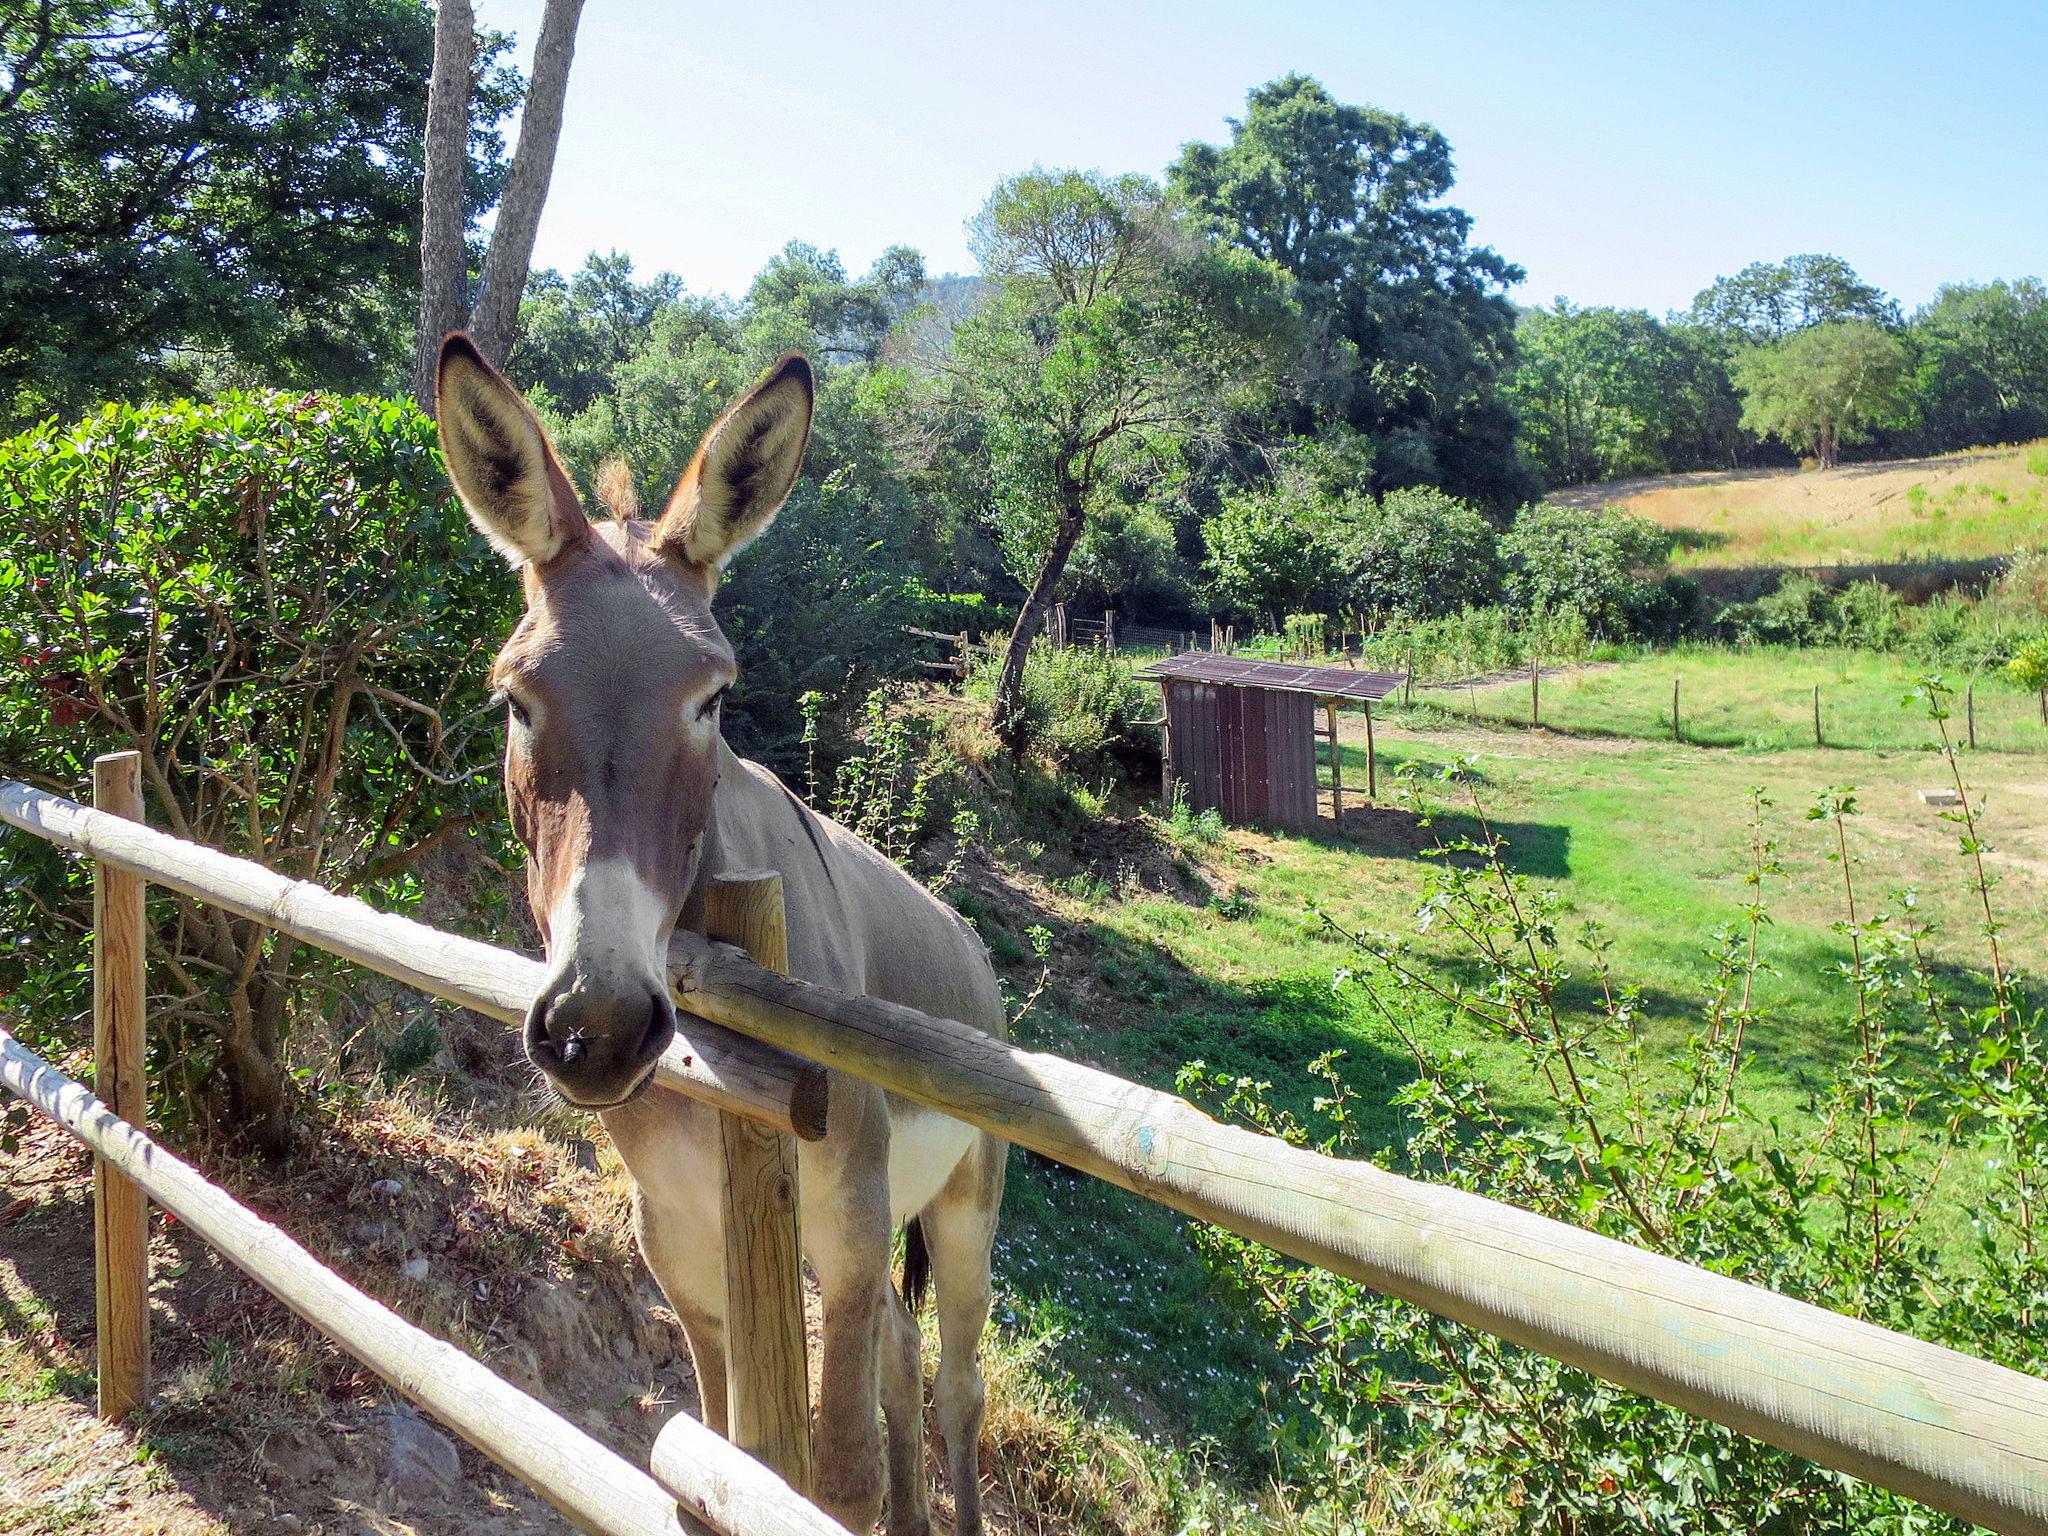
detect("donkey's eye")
[493,689,531,729]
[696,686,729,722]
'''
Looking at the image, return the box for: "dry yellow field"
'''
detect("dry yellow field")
[1554,441,2048,569]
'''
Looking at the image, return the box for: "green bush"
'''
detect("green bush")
[1347,486,1503,620]
[1502,502,1674,636]
[1727,576,1908,650]
[0,394,511,1148]
[1201,483,1351,622]
[1184,700,2045,1531]
[968,642,1154,775]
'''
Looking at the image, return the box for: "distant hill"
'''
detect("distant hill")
[1553,442,2048,571]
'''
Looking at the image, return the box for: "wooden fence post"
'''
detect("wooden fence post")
[1672,678,1681,743]
[1813,684,1823,748]
[703,871,812,1495]
[1530,656,1540,728]
[1968,685,1977,749]
[93,750,149,1421]
[1404,648,1414,707]
[1326,702,1342,823]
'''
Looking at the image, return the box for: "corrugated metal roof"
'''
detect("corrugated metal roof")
[1135,652,1407,702]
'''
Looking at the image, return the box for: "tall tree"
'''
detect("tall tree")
[0,0,517,428]
[468,0,584,364]
[1733,320,1911,468]
[1507,303,1746,484]
[1908,279,2048,449]
[939,170,1296,749]
[411,0,476,402]
[1688,254,1900,343]
[1170,74,1533,507]
[409,0,585,405]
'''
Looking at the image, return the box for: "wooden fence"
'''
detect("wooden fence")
[4,760,2048,1535]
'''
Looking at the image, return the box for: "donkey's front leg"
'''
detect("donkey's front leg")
[806,1173,899,1533]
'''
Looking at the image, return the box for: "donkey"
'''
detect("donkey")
[433,333,1006,1535]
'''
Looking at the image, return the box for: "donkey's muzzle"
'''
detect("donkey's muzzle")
[524,982,675,1108]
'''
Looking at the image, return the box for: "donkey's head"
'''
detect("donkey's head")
[435,334,813,1108]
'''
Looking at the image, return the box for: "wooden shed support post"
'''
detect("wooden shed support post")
[1363,700,1377,802]
[92,750,149,1421]
[1326,702,1342,822]
[703,871,812,1494]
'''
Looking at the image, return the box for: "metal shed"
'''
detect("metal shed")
[1136,654,1407,829]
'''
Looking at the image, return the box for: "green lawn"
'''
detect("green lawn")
[1409,645,2048,754]
[970,709,2047,1456]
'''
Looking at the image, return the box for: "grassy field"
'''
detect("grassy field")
[970,706,2047,1461]
[1416,646,2048,752]
[1557,441,2048,570]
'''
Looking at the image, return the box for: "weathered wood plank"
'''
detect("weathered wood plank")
[702,872,812,1496]
[660,930,2048,1536]
[0,1027,684,1536]
[0,779,826,1141]
[91,752,150,1421]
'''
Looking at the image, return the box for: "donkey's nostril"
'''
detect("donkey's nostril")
[638,991,674,1062]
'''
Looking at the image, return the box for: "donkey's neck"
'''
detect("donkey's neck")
[677,737,815,933]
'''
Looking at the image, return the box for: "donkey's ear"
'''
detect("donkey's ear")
[436,333,589,568]
[654,354,813,570]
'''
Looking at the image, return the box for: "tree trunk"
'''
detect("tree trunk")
[410,0,477,409]
[468,0,585,365]
[993,478,1088,755]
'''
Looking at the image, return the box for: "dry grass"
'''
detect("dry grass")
[1553,441,2048,569]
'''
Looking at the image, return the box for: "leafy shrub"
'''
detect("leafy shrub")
[2008,637,2048,702]
[802,688,959,868]
[1201,483,1351,622]
[1355,604,1599,684]
[1727,576,1907,650]
[1502,502,1674,636]
[0,394,510,1148]
[1347,486,1503,620]
[1725,573,1835,645]
[967,643,1154,775]
[1183,690,2045,1531]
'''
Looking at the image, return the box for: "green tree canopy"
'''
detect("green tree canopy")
[1171,73,1533,508]
[1505,303,1744,486]
[1347,486,1502,619]
[940,168,1298,746]
[1908,280,2048,449]
[1502,502,1673,634]
[1201,483,1352,620]
[1688,254,1899,343]
[1733,320,1912,468]
[0,1,524,429]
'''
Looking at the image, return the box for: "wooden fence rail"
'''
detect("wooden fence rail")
[5,773,2048,1534]
[0,778,826,1142]
[0,1026,844,1536]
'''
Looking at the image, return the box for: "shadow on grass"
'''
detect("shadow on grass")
[952,863,1428,1462]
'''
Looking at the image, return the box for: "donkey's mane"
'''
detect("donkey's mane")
[593,456,640,521]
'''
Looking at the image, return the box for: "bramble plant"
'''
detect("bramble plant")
[1180,677,2044,1532]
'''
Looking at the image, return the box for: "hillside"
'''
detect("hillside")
[1550,441,2048,571]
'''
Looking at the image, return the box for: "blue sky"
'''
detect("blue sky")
[475,0,2047,316]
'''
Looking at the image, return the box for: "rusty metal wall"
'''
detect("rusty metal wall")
[1164,681,1316,829]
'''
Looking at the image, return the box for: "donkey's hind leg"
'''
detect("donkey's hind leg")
[921,1134,1005,1536]
[878,1281,930,1536]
